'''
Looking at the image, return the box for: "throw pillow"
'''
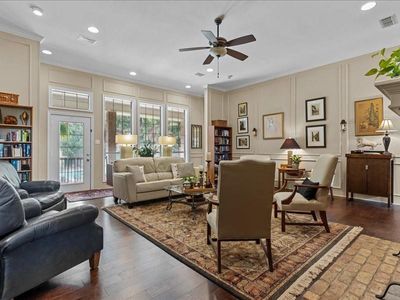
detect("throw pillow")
[126,165,146,183]
[171,163,178,179]
[297,178,319,200]
[176,162,195,178]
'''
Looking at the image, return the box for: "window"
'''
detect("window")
[49,87,91,111]
[138,102,162,153]
[167,106,188,158]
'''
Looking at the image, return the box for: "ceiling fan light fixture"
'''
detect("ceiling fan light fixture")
[31,5,43,16]
[210,47,227,58]
[185,85,191,89]
[361,1,376,11]
[206,68,214,72]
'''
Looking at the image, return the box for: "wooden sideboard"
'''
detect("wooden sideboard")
[346,153,394,207]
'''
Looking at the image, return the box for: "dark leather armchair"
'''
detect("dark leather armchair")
[0,161,66,212]
[0,179,103,300]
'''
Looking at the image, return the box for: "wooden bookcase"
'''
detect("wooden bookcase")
[208,125,232,183]
[0,103,33,181]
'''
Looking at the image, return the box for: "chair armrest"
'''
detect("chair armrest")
[275,178,305,193]
[20,180,60,194]
[21,197,42,219]
[294,184,329,189]
[0,205,99,255]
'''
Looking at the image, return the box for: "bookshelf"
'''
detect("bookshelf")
[0,103,33,182]
[208,125,232,184]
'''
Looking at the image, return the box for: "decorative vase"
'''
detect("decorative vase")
[183,180,191,189]
[292,163,299,170]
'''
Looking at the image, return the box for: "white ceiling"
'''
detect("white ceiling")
[1,1,400,96]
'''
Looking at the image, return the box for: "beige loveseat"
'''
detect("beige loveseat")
[113,157,187,206]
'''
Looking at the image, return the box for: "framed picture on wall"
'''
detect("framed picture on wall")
[305,97,326,122]
[237,117,249,134]
[262,112,284,139]
[236,135,250,149]
[191,124,202,149]
[354,97,383,136]
[306,125,326,148]
[238,102,248,116]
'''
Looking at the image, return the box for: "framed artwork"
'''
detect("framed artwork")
[237,117,248,134]
[236,135,250,149]
[305,97,326,122]
[191,124,202,149]
[262,112,284,139]
[354,97,383,136]
[238,102,248,117]
[306,125,326,148]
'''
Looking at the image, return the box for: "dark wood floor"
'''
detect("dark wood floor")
[17,196,400,300]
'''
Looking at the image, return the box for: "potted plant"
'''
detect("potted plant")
[365,47,400,115]
[135,142,158,157]
[291,155,301,169]
[183,176,198,189]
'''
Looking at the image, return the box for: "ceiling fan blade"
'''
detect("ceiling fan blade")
[226,48,248,61]
[227,34,256,47]
[179,46,210,52]
[201,30,218,44]
[203,55,214,65]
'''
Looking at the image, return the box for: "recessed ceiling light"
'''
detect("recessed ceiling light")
[31,5,43,16]
[41,49,52,55]
[88,26,99,34]
[206,68,214,72]
[129,71,137,76]
[185,85,191,89]
[361,1,376,11]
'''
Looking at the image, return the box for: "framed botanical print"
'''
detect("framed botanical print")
[262,112,284,139]
[306,125,326,148]
[354,97,383,136]
[236,135,250,149]
[191,124,202,149]
[238,102,248,117]
[305,97,326,122]
[237,117,248,134]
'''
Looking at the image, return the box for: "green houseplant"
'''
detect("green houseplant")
[365,48,400,79]
[291,155,301,169]
[136,142,158,157]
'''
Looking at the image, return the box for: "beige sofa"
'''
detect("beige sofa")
[113,157,187,207]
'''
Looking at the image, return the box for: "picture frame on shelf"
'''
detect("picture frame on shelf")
[306,124,326,148]
[238,102,248,117]
[305,97,326,122]
[262,112,284,139]
[354,97,383,136]
[237,117,248,134]
[236,135,250,149]
[190,124,202,149]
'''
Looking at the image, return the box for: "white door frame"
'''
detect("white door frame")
[48,111,94,191]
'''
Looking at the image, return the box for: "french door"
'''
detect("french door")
[49,114,92,192]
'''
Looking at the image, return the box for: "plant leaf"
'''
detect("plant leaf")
[379,59,388,68]
[365,68,378,76]
[381,48,386,56]
[371,52,380,58]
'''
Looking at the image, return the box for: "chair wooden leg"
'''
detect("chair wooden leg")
[320,211,330,233]
[217,240,222,273]
[330,187,334,202]
[281,211,286,232]
[207,223,211,245]
[311,211,318,221]
[89,251,101,270]
[261,239,274,272]
[274,202,278,218]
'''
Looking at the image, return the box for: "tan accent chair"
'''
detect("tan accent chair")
[207,159,276,273]
[240,155,271,161]
[274,154,338,233]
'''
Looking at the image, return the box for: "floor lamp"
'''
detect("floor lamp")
[116,134,137,159]
[159,136,176,157]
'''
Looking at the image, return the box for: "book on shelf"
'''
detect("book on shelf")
[214,129,230,137]
[5,130,31,142]
[0,144,31,158]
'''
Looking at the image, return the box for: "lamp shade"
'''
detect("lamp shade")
[158,136,176,145]
[115,134,137,145]
[280,138,301,149]
[377,119,397,133]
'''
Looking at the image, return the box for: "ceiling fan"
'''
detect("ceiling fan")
[179,15,256,65]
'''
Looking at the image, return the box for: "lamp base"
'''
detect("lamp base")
[120,146,133,159]
[162,145,173,157]
[287,150,293,168]
[383,133,391,154]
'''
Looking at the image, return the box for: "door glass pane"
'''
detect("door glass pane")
[167,106,187,158]
[138,102,162,157]
[59,121,84,184]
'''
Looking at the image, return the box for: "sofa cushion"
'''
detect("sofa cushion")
[114,157,155,173]
[145,172,159,182]
[127,165,146,183]
[176,162,195,178]
[137,179,174,193]
[0,179,25,237]
[154,157,184,173]
[157,172,173,180]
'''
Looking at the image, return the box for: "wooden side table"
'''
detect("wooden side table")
[277,167,306,189]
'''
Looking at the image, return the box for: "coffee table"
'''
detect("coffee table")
[165,185,216,211]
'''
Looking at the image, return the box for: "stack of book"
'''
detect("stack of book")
[0,144,31,157]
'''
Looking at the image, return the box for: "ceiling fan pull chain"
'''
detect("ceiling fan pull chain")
[217,58,220,79]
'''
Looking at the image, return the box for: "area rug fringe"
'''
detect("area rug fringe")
[278,226,363,300]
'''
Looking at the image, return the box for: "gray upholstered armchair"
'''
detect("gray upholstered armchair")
[0,179,103,300]
[0,161,65,212]
[207,159,276,273]
[274,154,338,233]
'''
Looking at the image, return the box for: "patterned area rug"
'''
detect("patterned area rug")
[103,202,362,300]
[66,188,113,202]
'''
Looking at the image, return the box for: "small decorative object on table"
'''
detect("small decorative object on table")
[376,119,397,154]
[20,111,29,125]
[291,155,301,169]
[205,152,212,188]
[183,176,197,189]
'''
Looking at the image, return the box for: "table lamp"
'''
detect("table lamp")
[280,137,301,167]
[158,136,176,157]
[376,119,397,154]
[115,134,137,159]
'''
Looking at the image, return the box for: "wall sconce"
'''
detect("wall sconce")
[252,128,257,136]
[340,119,347,132]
